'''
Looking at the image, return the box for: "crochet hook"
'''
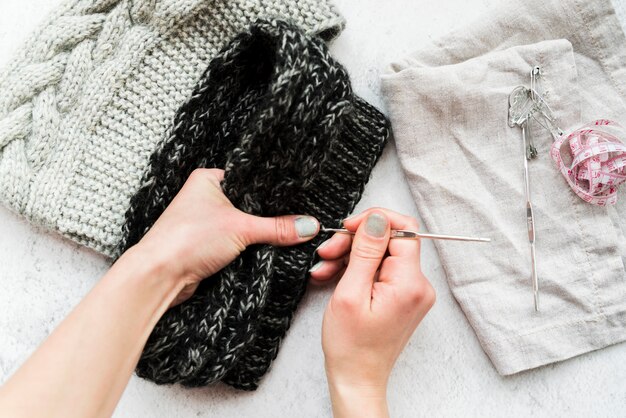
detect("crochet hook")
[522,122,539,312]
[509,73,543,312]
[321,228,491,243]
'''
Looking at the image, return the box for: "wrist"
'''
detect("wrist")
[112,244,188,306]
[123,241,191,287]
[327,376,389,418]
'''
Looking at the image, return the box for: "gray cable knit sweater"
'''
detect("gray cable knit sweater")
[0,0,344,256]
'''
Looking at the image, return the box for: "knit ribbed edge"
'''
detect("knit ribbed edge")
[223,97,389,389]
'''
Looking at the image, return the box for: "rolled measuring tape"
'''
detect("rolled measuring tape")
[550,119,626,206]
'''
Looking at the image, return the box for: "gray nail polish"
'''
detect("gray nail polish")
[295,216,318,238]
[309,260,324,272]
[365,213,387,237]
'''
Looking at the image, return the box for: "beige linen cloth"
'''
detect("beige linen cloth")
[381,0,626,375]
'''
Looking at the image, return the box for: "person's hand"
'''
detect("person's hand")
[0,168,320,418]
[311,209,435,418]
[130,168,320,306]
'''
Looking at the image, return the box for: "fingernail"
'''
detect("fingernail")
[365,213,387,237]
[309,261,324,272]
[316,239,331,252]
[343,213,357,223]
[295,216,318,238]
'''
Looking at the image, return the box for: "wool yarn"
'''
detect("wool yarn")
[118,20,390,390]
[0,0,344,256]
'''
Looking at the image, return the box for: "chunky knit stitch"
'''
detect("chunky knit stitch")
[118,20,390,390]
[0,0,344,256]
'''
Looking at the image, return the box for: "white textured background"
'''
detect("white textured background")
[1,1,625,417]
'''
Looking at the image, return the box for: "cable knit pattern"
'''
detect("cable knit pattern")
[117,20,389,390]
[0,0,345,255]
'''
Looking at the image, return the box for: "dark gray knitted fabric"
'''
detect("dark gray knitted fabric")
[118,20,389,390]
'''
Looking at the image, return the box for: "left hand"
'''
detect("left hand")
[132,168,320,306]
[0,168,321,418]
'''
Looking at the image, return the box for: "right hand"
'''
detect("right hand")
[311,209,436,418]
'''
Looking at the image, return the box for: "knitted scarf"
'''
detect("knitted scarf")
[118,20,389,390]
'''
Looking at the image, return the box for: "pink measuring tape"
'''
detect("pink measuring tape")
[550,119,626,206]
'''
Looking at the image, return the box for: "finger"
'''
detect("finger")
[335,211,390,301]
[343,207,414,233]
[190,168,225,187]
[316,233,352,260]
[242,214,319,246]
[344,208,420,258]
[372,264,436,322]
[378,255,421,287]
[206,168,225,182]
[310,265,347,286]
[308,256,349,282]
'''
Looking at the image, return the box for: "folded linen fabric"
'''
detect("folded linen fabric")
[382,0,626,375]
[118,20,389,389]
[0,0,344,256]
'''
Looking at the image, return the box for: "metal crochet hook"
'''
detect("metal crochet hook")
[321,228,491,243]
[509,85,540,312]
[522,122,539,312]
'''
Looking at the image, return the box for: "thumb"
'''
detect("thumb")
[241,214,320,246]
[337,212,390,298]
